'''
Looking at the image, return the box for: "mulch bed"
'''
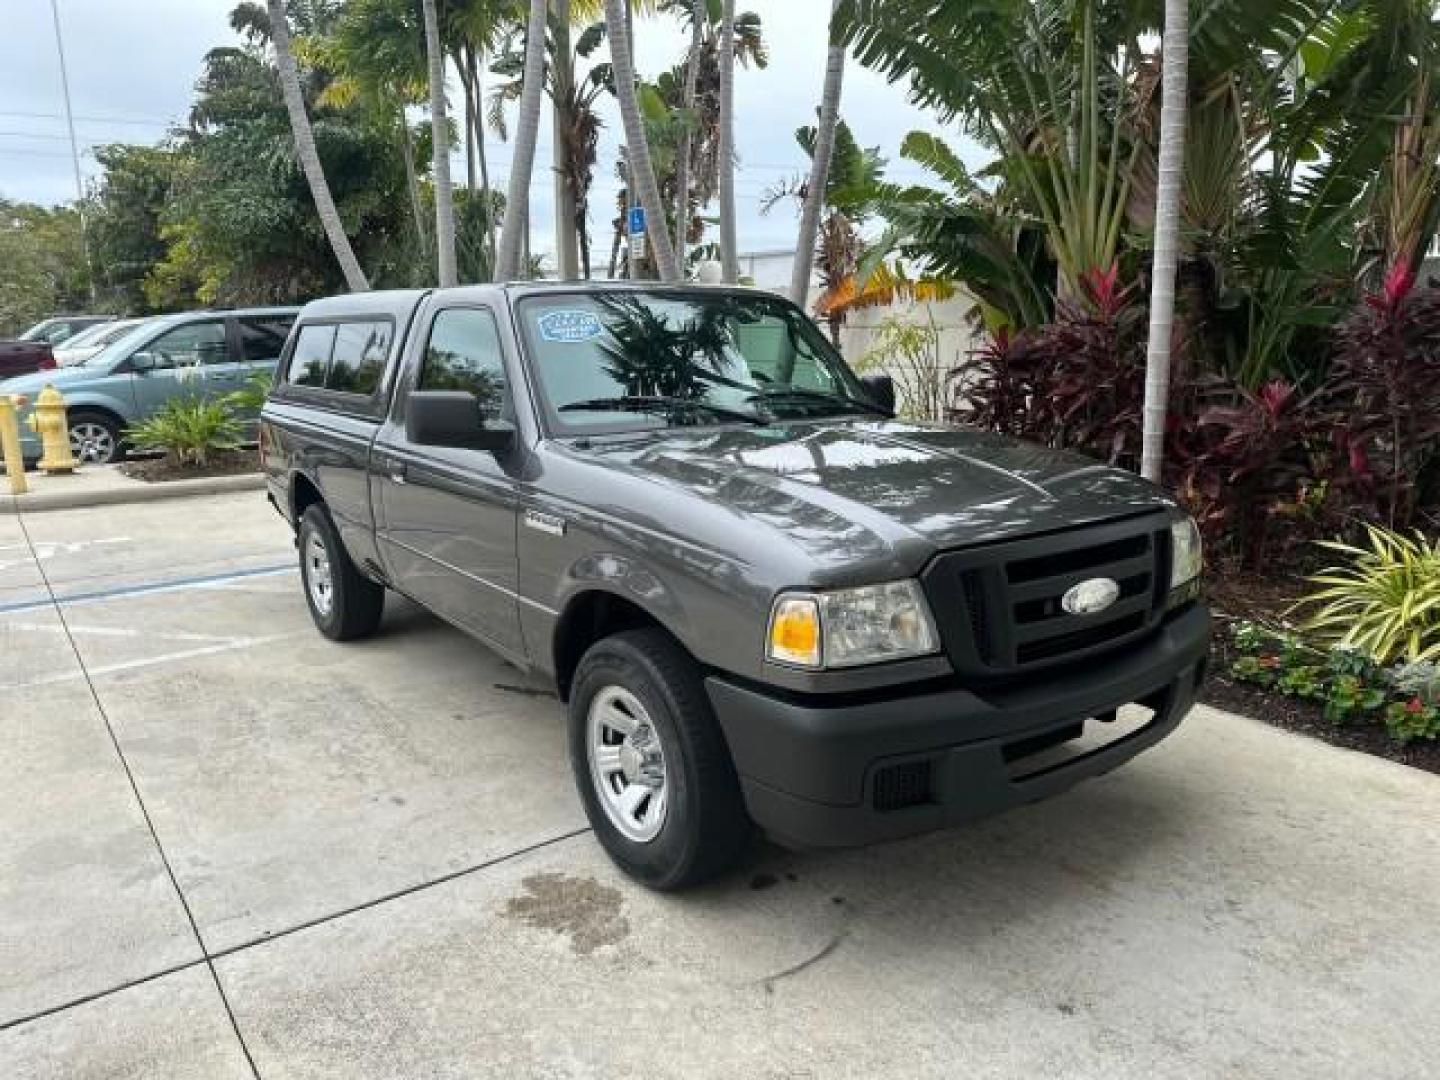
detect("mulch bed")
[118,448,260,483]
[1201,565,1440,776]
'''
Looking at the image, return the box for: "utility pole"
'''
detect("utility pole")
[48,0,95,304]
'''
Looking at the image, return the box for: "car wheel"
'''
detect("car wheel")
[297,503,385,641]
[69,412,124,464]
[569,628,754,890]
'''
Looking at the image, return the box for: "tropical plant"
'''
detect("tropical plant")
[125,397,243,468]
[764,117,922,342]
[872,131,1051,333]
[310,0,431,266]
[671,0,704,262]
[856,311,950,422]
[605,0,682,281]
[262,0,368,291]
[493,0,549,280]
[1173,378,1325,567]
[225,370,275,414]
[790,0,845,307]
[420,0,458,285]
[955,266,1148,467]
[1328,263,1440,528]
[492,15,611,277]
[1300,525,1440,664]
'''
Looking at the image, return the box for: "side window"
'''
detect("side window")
[328,321,392,396]
[420,308,507,419]
[287,324,336,387]
[146,321,228,370]
[239,316,296,364]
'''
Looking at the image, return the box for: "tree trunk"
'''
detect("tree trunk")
[673,0,704,267]
[266,0,368,291]
[421,0,457,287]
[1140,0,1189,483]
[789,0,845,308]
[717,0,739,283]
[469,50,497,273]
[552,0,580,279]
[458,48,477,191]
[604,0,683,282]
[399,111,429,263]
[497,0,549,281]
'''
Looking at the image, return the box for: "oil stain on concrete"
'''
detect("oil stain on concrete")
[504,872,630,956]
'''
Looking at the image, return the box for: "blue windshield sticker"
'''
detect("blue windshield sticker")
[538,310,604,343]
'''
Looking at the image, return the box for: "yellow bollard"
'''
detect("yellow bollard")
[0,395,28,495]
[27,384,78,475]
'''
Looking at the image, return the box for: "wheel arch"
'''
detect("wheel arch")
[290,470,325,524]
[552,589,685,703]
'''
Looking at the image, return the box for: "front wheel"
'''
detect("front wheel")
[297,504,385,641]
[569,629,753,890]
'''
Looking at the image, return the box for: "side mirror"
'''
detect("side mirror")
[860,373,896,416]
[406,390,515,453]
[130,352,157,373]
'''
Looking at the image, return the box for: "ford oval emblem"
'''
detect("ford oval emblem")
[1061,577,1120,616]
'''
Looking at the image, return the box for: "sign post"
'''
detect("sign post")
[627,206,647,277]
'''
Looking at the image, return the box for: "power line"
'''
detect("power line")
[0,108,172,127]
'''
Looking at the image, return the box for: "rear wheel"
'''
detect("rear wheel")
[298,503,384,641]
[569,629,753,889]
[69,412,123,464]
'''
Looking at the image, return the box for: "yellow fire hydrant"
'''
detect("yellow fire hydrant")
[27,385,79,475]
[0,395,28,495]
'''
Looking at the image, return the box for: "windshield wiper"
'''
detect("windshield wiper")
[559,396,766,425]
[748,387,890,417]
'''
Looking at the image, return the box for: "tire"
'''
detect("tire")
[569,628,754,889]
[69,411,124,465]
[297,503,385,641]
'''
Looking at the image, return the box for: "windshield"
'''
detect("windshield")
[60,320,134,351]
[76,319,173,368]
[516,291,879,434]
[18,320,57,342]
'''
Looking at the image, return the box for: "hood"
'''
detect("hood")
[0,363,100,392]
[581,419,1173,569]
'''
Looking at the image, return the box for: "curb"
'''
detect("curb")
[2,472,266,515]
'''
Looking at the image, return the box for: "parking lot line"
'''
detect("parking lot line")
[0,563,294,616]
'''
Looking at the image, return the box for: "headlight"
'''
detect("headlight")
[767,580,939,670]
[1170,516,1203,589]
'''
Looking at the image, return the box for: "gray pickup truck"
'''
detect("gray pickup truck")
[262,283,1209,889]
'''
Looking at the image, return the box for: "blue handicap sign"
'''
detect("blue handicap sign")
[627,206,646,235]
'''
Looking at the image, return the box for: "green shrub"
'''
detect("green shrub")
[125,396,242,468]
[1299,526,1440,664]
[225,370,273,414]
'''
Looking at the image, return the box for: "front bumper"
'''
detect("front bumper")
[706,603,1210,848]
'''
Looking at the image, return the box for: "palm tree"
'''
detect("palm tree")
[672,0,703,263]
[495,0,549,279]
[421,0,458,286]
[788,0,844,307]
[1140,0,1189,482]
[264,0,368,291]
[716,0,737,281]
[604,0,682,281]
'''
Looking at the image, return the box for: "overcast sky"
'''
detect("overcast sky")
[0,0,983,258]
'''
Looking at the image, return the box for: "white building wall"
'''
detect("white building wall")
[737,248,984,418]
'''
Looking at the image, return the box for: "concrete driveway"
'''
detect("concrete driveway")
[1,491,1437,1079]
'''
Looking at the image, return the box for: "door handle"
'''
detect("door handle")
[389,462,408,485]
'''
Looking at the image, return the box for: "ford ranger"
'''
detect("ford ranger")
[261,284,1210,889]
